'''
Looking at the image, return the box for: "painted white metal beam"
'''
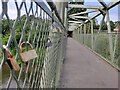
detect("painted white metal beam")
[68,0,120,31]
[68,20,83,23]
[68,4,103,9]
[70,16,91,20]
[85,1,120,23]
[69,17,81,21]
[98,0,108,8]
[69,24,80,26]
[69,10,98,16]
[108,0,120,9]
[68,26,77,31]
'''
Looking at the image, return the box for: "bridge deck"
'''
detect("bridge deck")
[60,38,118,88]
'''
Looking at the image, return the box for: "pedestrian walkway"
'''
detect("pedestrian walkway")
[59,38,118,88]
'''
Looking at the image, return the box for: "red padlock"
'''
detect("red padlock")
[3,45,20,71]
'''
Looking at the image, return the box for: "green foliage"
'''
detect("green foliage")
[93,19,99,30]
[110,21,115,31]
[1,15,37,44]
[1,14,49,64]
[95,34,110,59]
[2,19,10,35]
[1,15,38,62]
[2,34,9,45]
[115,21,120,26]
[101,21,115,31]
[101,21,107,30]
[76,33,120,68]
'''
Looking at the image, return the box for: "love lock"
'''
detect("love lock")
[20,42,37,62]
[3,45,20,71]
[45,38,52,48]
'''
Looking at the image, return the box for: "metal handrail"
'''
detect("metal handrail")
[0,0,67,89]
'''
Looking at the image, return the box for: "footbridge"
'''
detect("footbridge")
[0,0,120,89]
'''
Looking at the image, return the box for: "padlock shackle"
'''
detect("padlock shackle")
[20,41,33,53]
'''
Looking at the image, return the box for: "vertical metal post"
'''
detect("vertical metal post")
[54,1,67,87]
[60,2,64,22]
[88,22,91,33]
[54,1,67,23]
[64,7,67,27]
[98,15,105,32]
[91,20,94,49]
[79,26,82,43]
[84,24,86,34]
[106,10,114,62]
[91,20,93,34]
[81,24,84,43]
[80,26,82,34]
[106,10,111,33]
[84,24,86,44]
[77,27,80,40]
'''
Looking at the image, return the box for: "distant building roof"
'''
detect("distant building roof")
[114,25,120,32]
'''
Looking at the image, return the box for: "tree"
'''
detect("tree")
[110,21,115,31]
[101,20,115,31]
[101,21,107,30]
[115,21,120,25]
[93,19,99,30]
[2,19,10,35]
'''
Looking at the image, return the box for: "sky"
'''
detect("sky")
[0,0,119,24]
[84,0,119,24]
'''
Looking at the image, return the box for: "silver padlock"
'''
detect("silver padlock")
[45,38,52,48]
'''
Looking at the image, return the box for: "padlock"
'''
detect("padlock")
[20,41,37,62]
[45,38,52,48]
[3,45,20,71]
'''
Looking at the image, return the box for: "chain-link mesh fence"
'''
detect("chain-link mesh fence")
[73,31,120,69]
[0,0,67,89]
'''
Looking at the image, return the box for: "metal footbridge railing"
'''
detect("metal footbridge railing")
[70,0,120,69]
[0,0,120,89]
[0,0,67,89]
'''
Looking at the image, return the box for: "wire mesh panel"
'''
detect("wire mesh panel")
[73,32,120,69]
[0,0,67,89]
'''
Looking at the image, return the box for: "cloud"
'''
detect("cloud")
[0,0,37,19]
[0,0,119,21]
[0,1,2,15]
[85,0,119,23]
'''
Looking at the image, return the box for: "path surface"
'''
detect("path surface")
[59,38,118,88]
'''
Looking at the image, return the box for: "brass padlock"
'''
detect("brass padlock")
[20,42,37,62]
[3,45,20,71]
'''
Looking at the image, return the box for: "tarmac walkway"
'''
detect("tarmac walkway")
[59,38,118,88]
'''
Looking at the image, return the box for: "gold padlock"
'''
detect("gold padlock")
[3,45,20,71]
[20,42,37,62]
